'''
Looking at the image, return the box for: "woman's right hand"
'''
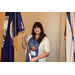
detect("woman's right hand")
[22,33,26,40]
[22,33,26,49]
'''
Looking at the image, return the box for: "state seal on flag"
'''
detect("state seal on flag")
[10,21,14,45]
[2,16,9,47]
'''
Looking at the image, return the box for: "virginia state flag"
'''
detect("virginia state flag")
[65,12,74,62]
[1,12,25,62]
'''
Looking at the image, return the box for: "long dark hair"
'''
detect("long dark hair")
[31,22,46,43]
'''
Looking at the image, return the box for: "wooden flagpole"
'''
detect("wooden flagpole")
[23,30,31,59]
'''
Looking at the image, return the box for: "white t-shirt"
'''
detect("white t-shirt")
[26,34,50,62]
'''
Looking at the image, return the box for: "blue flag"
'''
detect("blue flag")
[13,12,25,36]
[1,12,25,62]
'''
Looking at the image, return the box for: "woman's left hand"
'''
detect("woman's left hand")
[29,57,38,62]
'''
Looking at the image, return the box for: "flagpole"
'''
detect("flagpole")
[23,30,31,59]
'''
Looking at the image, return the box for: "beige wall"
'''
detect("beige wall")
[0,12,5,61]
[59,12,66,62]
[21,12,65,62]
[0,12,66,62]
[0,12,1,61]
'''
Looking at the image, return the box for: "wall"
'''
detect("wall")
[0,12,5,61]
[59,12,66,62]
[0,12,66,62]
[0,12,1,61]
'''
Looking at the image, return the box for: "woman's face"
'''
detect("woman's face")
[34,27,41,34]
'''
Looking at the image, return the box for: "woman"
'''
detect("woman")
[22,22,50,62]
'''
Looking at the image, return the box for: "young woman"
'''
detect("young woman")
[22,22,50,62]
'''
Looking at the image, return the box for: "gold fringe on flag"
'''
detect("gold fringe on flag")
[14,12,18,50]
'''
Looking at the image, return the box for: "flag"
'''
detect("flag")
[65,12,74,62]
[1,12,25,62]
